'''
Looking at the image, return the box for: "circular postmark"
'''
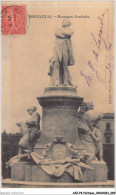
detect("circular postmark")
[1,5,26,34]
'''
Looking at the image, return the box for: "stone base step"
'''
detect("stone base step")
[10,161,108,183]
[2,179,114,188]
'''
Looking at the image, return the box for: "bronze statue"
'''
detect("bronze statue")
[48,19,75,86]
[17,106,41,154]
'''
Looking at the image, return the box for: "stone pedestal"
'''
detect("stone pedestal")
[90,161,108,182]
[10,86,108,184]
[11,162,31,181]
[2,179,114,188]
[11,161,107,183]
[36,86,83,147]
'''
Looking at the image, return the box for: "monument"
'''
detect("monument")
[5,19,108,184]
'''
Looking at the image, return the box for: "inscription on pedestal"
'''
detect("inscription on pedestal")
[52,144,67,160]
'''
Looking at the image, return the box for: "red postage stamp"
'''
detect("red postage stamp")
[1,5,26,34]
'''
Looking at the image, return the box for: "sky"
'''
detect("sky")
[1,1,114,133]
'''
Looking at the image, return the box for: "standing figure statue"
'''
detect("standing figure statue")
[16,106,41,154]
[78,102,103,161]
[91,125,103,161]
[48,19,75,86]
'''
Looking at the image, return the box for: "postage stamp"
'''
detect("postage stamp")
[1,5,26,34]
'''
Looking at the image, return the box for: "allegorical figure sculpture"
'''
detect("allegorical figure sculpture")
[16,106,41,154]
[48,19,75,86]
[78,102,103,161]
[91,125,103,161]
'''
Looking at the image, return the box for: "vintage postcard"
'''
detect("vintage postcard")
[1,0,115,193]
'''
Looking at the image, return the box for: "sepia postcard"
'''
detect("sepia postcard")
[1,1,115,194]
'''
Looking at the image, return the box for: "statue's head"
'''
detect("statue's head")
[62,19,71,27]
[79,102,93,114]
[27,106,37,115]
